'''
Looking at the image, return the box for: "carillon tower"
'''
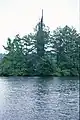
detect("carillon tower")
[37,9,45,57]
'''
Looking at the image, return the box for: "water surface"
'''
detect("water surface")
[0,77,79,120]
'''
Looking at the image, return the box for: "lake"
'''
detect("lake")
[0,77,79,120]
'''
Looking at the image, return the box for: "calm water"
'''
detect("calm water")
[0,77,79,120]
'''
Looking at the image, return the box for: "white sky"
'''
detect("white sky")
[0,0,79,53]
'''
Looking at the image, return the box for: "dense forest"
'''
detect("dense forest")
[0,13,80,76]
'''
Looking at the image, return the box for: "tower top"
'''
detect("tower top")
[41,9,43,23]
[42,9,43,17]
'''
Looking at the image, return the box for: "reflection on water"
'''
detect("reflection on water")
[0,77,79,120]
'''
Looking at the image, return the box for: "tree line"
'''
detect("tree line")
[0,15,80,76]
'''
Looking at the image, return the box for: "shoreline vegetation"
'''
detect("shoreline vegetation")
[0,75,79,77]
[0,11,80,77]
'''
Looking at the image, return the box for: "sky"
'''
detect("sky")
[0,0,79,53]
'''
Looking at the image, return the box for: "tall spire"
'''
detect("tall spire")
[41,9,43,23]
[36,9,44,57]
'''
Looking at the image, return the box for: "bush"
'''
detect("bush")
[61,69,70,76]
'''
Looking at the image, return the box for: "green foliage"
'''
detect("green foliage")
[53,67,62,77]
[0,24,79,76]
[34,56,55,76]
[61,69,70,76]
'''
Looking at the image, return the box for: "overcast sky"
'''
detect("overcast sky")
[0,0,79,53]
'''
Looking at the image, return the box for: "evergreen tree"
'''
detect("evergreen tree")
[0,11,79,76]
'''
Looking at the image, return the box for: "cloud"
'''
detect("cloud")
[0,0,79,53]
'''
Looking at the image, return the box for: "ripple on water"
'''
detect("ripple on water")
[0,77,79,120]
